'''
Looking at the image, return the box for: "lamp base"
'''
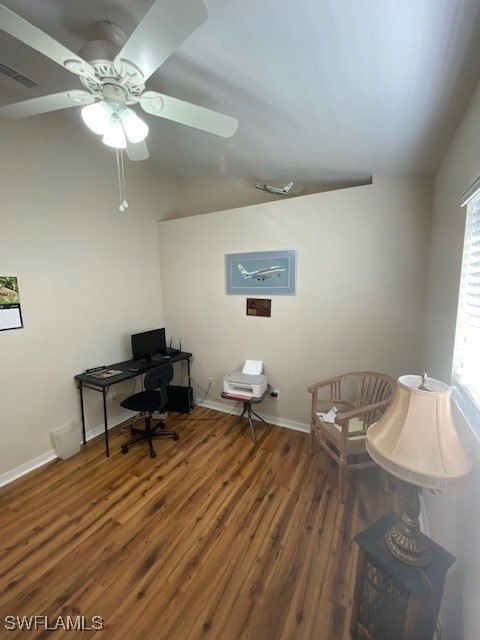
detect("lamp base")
[385,484,431,566]
[385,523,431,566]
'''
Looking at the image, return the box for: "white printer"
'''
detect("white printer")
[223,360,268,398]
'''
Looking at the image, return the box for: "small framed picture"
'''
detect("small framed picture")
[246,298,271,317]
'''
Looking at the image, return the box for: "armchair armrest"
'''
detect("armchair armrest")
[334,397,392,425]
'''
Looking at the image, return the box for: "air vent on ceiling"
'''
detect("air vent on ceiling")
[0,62,40,88]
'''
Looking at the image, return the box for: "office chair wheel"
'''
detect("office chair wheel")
[121,445,129,454]
[149,450,157,459]
[173,433,180,441]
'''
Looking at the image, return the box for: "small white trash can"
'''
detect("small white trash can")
[50,421,81,459]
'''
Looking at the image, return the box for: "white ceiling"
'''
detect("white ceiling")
[2,0,480,186]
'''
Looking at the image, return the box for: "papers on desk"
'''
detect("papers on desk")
[88,369,123,379]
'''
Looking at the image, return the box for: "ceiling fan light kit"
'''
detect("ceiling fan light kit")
[119,108,149,143]
[81,102,149,148]
[81,101,111,135]
[0,0,239,208]
[102,113,127,149]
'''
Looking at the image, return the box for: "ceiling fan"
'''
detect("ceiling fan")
[0,0,239,161]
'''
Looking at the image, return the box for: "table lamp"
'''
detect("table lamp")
[366,374,472,566]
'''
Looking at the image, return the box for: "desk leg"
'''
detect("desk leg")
[79,383,86,445]
[225,404,247,435]
[224,400,268,444]
[102,388,110,457]
[245,404,257,444]
[247,406,270,444]
[249,408,269,428]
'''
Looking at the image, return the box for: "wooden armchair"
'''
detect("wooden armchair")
[307,371,397,500]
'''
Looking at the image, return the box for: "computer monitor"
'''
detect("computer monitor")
[131,328,166,363]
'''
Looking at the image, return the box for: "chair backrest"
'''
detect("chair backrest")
[351,372,396,426]
[309,371,397,429]
[144,364,174,406]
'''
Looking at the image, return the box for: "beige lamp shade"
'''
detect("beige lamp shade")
[366,375,472,490]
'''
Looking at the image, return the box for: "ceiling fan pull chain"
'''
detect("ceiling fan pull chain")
[116,148,128,212]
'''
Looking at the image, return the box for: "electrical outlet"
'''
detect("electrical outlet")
[208,377,214,384]
[271,389,279,399]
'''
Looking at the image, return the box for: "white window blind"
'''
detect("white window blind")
[453,191,480,413]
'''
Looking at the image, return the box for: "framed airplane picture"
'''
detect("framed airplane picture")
[225,249,297,295]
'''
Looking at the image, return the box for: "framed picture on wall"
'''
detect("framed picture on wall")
[0,276,23,331]
[246,298,272,317]
[225,249,297,295]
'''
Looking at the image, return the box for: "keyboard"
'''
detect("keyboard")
[131,355,172,372]
[151,354,173,363]
[138,363,156,372]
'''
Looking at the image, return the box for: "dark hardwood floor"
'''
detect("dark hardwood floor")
[0,407,403,639]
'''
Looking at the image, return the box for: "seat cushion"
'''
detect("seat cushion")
[120,390,163,413]
[315,416,366,439]
[333,418,365,436]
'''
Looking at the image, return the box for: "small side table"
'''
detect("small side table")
[221,386,271,443]
[350,512,455,640]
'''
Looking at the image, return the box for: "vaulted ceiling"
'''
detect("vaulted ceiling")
[2,0,480,189]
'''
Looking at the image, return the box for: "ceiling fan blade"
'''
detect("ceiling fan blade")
[140,91,238,138]
[0,4,95,77]
[125,140,150,161]
[0,90,94,118]
[115,0,208,82]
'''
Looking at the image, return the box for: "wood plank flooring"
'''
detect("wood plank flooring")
[0,407,404,639]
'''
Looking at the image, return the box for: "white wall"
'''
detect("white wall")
[423,80,480,640]
[158,172,431,427]
[0,113,176,476]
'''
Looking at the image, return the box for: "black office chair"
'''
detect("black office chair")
[120,363,179,458]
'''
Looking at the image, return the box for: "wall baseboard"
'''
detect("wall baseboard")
[0,411,133,488]
[0,450,58,488]
[83,410,133,443]
[196,396,309,434]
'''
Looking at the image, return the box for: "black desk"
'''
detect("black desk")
[75,351,192,457]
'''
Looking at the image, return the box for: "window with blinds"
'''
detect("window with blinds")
[453,187,480,419]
